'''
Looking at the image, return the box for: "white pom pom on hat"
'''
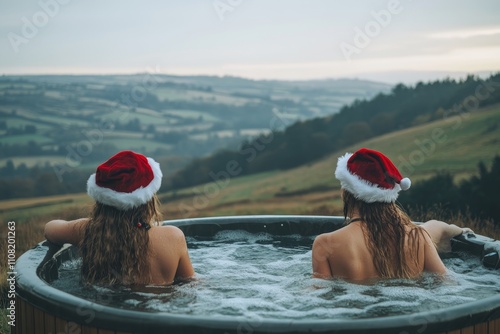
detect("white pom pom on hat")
[400,177,411,191]
[335,148,411,203]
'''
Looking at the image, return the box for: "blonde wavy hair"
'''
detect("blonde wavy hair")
[342,189,428,279]
[79,194,162,285]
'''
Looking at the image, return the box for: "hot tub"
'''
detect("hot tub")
[14,215,500,334]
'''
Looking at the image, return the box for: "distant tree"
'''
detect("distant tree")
[35,173,65,196]
[341,122,372,147]
[211,122,228,131]
[399,172,460,214]
[154,131,186,144]
[370,112,395,134]
[459,157,500,222]
[399,156,500,225]
[27,141,41,154]
[307,133,333,160]
[24,124,37,134]
[4,160,15,174]
[125,118,141,131]
[7,178,35,199]
[16,163,29,177]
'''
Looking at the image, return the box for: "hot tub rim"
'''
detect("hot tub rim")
[15,215,500,334]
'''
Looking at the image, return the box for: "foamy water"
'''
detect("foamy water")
[52,230,500,319]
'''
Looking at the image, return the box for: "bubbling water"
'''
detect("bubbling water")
[51,230,500,320]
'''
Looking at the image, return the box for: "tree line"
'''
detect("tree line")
[1,74,499,201]
[398,156,500,225]
[169,74,500,189]
[0,163,89,200]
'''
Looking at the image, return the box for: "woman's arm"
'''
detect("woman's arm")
[175,231,195,281]
[312,234,333,279]
[421,220,474,253]
[422,231,447,275]
[44,218,88,245]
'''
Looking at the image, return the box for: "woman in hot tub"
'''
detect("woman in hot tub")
[312,148,472,281]
[44,150,195,286]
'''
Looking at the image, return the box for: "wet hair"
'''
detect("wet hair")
[342,189,427,278]
[79,194,162,285]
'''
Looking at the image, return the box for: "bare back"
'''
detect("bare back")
[44,219,194,285]
[312,222,445,282]
[147,225,194,285]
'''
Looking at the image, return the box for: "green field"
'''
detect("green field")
[0,134,52,145]
[0,155,67,168]
[1,104,499,333]
[154,87,252,105]
[0,75,390,167]
[2,103,498,223]
[105,137,173,152]
[3,117,52,131]
[99,108,167,126]
[162,103,500,217]
[1,100,499,334]
[163,109,220,122]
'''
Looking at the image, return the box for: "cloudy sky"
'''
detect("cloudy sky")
[1,0,500,83]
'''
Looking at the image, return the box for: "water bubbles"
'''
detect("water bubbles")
[51,231,500,320]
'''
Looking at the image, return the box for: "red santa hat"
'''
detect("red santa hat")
[87,150,162,210]
[335,148,411,203]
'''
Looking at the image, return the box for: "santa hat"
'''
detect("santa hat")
[335,148,411,203]
[87,150,163,210]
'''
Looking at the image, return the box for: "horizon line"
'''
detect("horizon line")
[1,70,499,85]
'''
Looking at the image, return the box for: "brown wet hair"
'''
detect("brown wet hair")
[342,189,428,278]
[79,194,162,285]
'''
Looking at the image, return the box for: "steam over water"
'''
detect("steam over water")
[53,230,500,319]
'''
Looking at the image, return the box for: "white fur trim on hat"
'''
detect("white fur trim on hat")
[87,157,163,210]
[334,153,402,203]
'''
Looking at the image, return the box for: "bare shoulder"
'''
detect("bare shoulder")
[314,231,334,245]
[421,220,463,236]
[314,232,329,242]
[419,226,434,243]
[151,225,187,242]
[313,231,338,254]
[313,233,327,249]
[157,224,184,234]
[421,220,446,232]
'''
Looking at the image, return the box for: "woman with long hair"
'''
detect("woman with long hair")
[45,150,194,285]
[312,148,471,281]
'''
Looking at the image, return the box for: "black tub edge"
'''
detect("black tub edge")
[15,215,500,334]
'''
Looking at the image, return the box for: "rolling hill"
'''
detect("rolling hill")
[0,74,390,170]
[161,103,500,218]
[2,102,498,223]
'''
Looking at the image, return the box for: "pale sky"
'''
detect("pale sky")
[1,0,500,83]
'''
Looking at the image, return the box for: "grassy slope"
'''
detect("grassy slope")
[2,103,497,273]
[162,103,500,218]
[0,104,498,332]
[1,103,499,222]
